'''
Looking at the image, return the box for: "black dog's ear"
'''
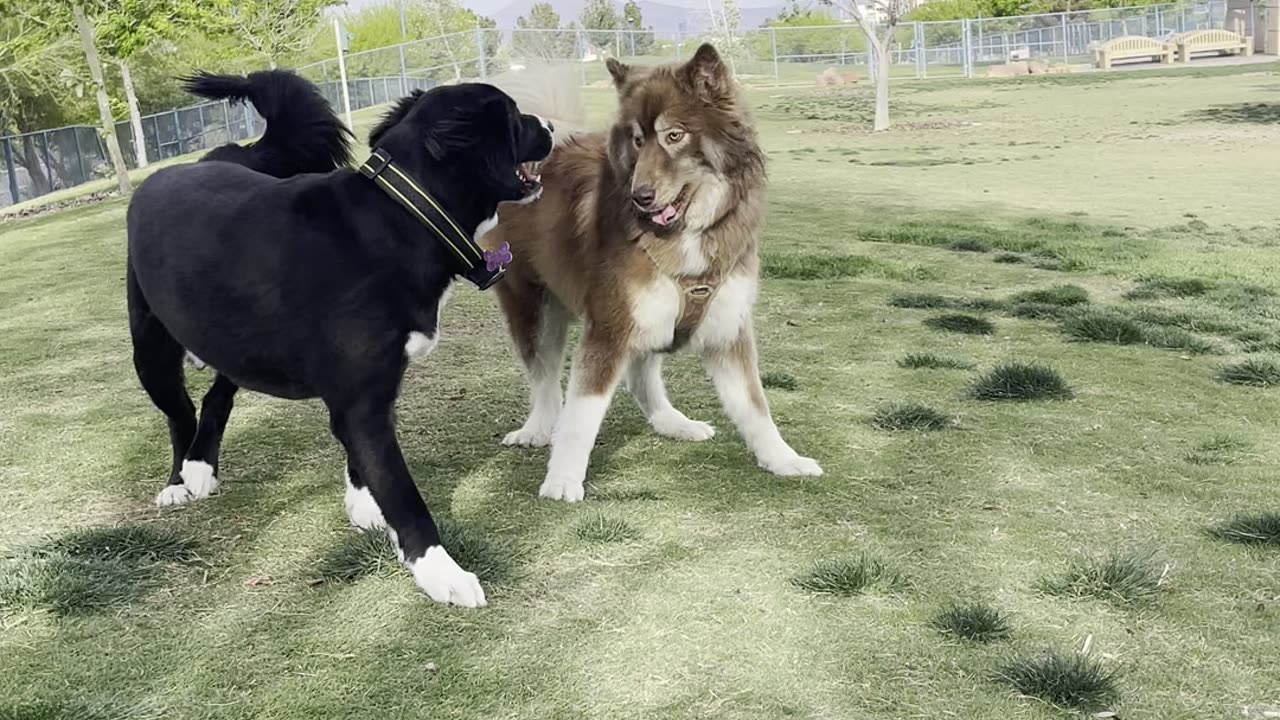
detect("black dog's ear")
[369,90,426,147]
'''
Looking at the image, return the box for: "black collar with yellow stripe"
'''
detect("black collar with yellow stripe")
[359,149,505,290]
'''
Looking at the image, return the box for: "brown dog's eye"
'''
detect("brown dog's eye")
[665,130,685,144]
[633,135,643,149]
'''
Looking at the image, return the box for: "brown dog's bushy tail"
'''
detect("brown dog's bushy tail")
[488,64,584,146]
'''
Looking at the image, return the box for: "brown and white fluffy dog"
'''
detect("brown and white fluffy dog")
[487,44,822,502]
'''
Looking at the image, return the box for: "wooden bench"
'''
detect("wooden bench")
[1174,29,1253,62]
[1093,35,1174,70]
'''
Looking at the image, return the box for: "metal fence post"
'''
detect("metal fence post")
[1061,15,1069,61]
[771,28,779,79]
[41,131,54,188]
[962,18,973,77]
[915,22,926,78]
[476,27,488,79]
[398,44,408,95]
[2,136,19,204]
[243,102,253,138]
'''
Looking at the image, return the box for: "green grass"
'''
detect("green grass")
[1062,311,1145,345]
[5,66,1280,719]
[572,511,640,543]
[761,370,800,390]
[870,403,954,431]
[1040,550,1167,605]
[1208,513,1280,546]
[791,555,903,596]
[924,313,994,335]
[970,363,1074,401]
[896,352,975,370]
[1184,435,1250,465]
[1217,358,1280,387]
[931,602,1012,643]
[994,650,1122,711]
[1007,284,1090,307]
[889,292,950,309]
[1124,276,1213,300]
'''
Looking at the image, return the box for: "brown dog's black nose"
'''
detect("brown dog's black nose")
[632,186,656,208]
[546,120,555,133]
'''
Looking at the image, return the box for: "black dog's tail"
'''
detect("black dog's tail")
[182,70,353,177]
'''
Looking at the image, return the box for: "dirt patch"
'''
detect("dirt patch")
[0,191,119,224]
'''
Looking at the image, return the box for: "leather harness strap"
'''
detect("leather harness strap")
[638,239,720,352]
[669,275,718,351]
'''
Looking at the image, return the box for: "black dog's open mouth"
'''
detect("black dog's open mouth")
[517,162,542,196]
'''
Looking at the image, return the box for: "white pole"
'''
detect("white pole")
[334,18,353,129]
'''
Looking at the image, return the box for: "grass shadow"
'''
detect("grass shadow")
[1188,102,1280,125]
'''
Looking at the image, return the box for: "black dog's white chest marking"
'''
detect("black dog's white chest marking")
[405,283,454,361]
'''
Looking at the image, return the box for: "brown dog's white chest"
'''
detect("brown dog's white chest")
[627,268,757,353]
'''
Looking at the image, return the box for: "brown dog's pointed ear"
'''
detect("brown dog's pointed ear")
[684,43,729,98]
[605,57,631,89]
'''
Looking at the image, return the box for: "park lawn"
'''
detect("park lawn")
[2,62,1280,720]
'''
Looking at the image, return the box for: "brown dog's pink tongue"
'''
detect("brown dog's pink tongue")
[651,205,677,226]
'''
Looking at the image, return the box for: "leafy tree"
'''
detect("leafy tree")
[621,0,654,54]
[580,0,620,53]
[514,2,577,59]
[97,0,215,167]
[219,0,340,69]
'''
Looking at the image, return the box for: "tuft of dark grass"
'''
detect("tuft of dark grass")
[971,362,1073,401]
[993,252,1025,264]
[762,254,882,280]
[317,520,511,584]
[791,555,903,596]
[870,403,954,431]
[924,313,994,335]
[573,511,639,543]
[0,557,154,615]
[761,371,799,391]
[1008,284,1090,307]
[947,238,990,253]
[1062,311,1144,344]
[1185,435,1250,465]
[889,292,950,309]
[994,650,1122,711]
[315,531,401,583]
[592,487,662,502]
[1209,512,1280,546]
[897,352,975,370]
[1006,302,1081,321]
[1120,305,1242,335]
[1124,276,1213,299]
[437,520,512,582]
[1217,358,1280,387]
[959,298,1007,312]
[33,525,200,565]
[932,601,1012,643]
[1141,326,1220,355]
[1242,336,1280,354]
[1040,550,1166,605]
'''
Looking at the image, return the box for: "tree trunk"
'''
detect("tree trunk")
[18,139,52,195]
[117,60,148,168]
[866,30,891,132]
[72,3,131,195]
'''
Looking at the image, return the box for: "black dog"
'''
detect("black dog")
[182,69,352,177]
[126,84,553,607]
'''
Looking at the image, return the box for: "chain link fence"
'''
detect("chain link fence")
[3,0,1261,209]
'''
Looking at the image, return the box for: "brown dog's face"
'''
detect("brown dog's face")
[605,44,749,235]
